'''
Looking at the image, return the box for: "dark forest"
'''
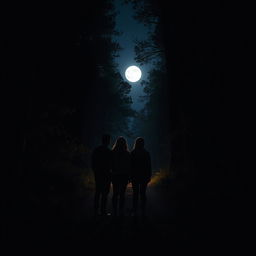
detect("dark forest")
[2,0,252,252]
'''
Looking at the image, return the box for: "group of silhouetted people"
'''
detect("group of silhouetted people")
[91,134,152,217]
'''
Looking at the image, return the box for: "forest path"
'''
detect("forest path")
[6,182,242,252]
[66,184,180,251]
[5,183,180,252]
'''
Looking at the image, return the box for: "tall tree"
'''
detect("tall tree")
[128,0,251,243]
[3,0,135,220]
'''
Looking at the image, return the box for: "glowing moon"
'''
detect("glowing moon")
[125,66,142,82]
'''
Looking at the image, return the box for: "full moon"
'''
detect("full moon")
[125,66,142,82]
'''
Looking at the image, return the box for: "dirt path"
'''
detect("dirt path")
[64,184,178,251]
[6,182,246,252]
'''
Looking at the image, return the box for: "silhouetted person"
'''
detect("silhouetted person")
[91,134,112,216]
[111,137,131,216]
[131,137,152,216]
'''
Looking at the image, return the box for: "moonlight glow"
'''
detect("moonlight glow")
[125,66,142,82]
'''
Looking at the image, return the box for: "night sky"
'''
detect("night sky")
[114,0,154,111]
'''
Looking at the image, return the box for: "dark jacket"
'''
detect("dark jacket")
[112,150,131,177]
[131,148,152,183]
[91,145,112,179]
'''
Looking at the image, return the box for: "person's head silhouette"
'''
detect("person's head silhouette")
[133,137,144,150]
[102,134,111,146]
[112,136,129,152]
